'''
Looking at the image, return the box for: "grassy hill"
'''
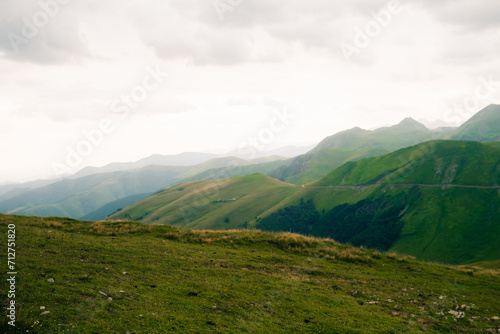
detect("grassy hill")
[1,214,499,333]
[108,174,298,230]
[450,104,500,142]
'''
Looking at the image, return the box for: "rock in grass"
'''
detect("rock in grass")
[47,278,55,283]
[98,291,108,297]
[40,311,50,316]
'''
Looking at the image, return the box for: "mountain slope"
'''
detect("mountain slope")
[0,166,187,219]
[182,158,290,183]
[450,104,500,142]
[268,118,450,185]
[316,140,500,186]
[269,147,388,184]
[312,117,433,152]
[0,178,60,201]
[108,174,298,229]
[109,140,500,264]
[79,192,154,221]
[0,156,289,220]
[258,140,500,265]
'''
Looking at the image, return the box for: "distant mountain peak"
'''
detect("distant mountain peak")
[393,117,428,131]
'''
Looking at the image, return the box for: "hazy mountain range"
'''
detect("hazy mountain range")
[108,105,500,265]
[2,104,500,265]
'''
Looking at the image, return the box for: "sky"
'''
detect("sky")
[1,0,499,184]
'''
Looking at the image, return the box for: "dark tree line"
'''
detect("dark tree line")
[258,188,421,251]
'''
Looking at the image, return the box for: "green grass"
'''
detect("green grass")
[1,214,500,333]
[391,187,500,265]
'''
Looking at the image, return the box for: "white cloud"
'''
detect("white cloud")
[0,0,499,183]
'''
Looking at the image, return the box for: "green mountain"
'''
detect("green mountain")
[113,141,500,265]
[1,214,499,333]
[312,117,432,152]
[269,147,387,185]
[268,118,450,185]
[450,104,500,142]
[315,140,500,186]
[191,105,499,186]
[108,174,298,230]
[258,140,500,265]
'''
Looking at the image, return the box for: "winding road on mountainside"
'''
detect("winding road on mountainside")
[301,183,500,189]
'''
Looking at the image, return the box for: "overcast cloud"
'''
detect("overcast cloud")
[0,0,499,183]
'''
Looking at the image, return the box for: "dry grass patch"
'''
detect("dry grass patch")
[44,221,63,228]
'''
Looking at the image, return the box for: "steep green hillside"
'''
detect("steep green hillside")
[450,104,500,142]
[316,140,500,186]
[108,174,298,230]
[391,186,500,264]
[1,215,499,333]
[258,140,500,265]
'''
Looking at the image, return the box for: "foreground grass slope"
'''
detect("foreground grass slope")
[1,214,499,333]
